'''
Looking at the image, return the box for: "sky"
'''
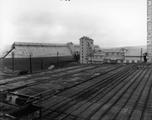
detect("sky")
[0,0,147,53]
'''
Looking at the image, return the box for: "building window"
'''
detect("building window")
[148,1,151,5]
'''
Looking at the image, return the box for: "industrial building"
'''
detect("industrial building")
[1,40,104,72]
[1,42,77,72]
[90,50,105,64]
[1,36,145,73]
[79,36,105,64]
[79,37,143,64]
[103,49,124,63]
[80,36,94,64]
[124,48,144,63]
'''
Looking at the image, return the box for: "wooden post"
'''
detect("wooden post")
[12,52,15,72]
[41,59,43,70]
[57,52,59,67]
[29,54,32,73]
[140,48,143,62]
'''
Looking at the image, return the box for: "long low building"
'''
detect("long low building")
[1,42,77,72]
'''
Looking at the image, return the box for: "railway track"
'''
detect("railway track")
[114,69,152,120]
[40,64,136,119]
[0,65,99,92]
[91,68,150,120]
[80,66,152,120]
[35,64,127,103]
[2,63,152,120]
[0,64,122,94]
[0,65,90,85]
[40,64,152,120]
[63,69,141,120]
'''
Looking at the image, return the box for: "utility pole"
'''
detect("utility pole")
[57,52,59,67]
[40,59,43,70]
[140,48,143,62]
[29,54,32,73]
[12,52,15,72]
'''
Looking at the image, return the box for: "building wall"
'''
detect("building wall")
[104,52,124,60]
[90,56,104,64]
[88,53,104,64]
[124,56,141,63]
[103,52,124,63]
[2,42,76,71]
[2,56,75,72]
[147,0,152,62]
[80,36,94,64]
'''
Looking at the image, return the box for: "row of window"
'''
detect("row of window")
[94,56,103,59]
[105,52,122,56]
[148,0,152,5]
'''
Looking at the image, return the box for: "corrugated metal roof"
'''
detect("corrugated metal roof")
[6,42,72,58]
[14,42,67,47]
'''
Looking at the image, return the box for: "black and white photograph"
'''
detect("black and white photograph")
[0,0,151,120]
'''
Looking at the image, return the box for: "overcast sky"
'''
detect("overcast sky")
[0,0,147,52]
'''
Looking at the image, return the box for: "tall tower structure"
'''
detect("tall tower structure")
[80,36,94,64]
[147,0,152,62]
